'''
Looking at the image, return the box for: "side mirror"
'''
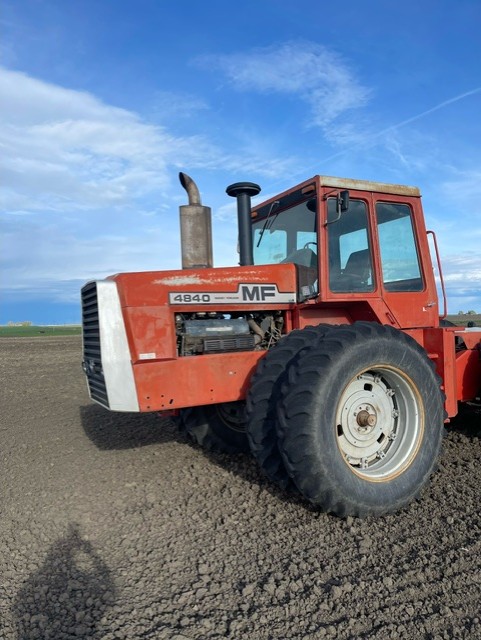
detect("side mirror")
[324,189,350,227]
[339,190,349,212]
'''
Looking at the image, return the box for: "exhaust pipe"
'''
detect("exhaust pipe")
[179,172,213,269]
[226,181,261,266]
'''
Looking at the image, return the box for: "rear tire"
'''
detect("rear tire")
[180,402,249,454]
[277,322,445,517]
[246,325,331,490]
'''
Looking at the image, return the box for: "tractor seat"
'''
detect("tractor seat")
[330,248,372,292]
[344,249,371,283]
[281,247,317,268]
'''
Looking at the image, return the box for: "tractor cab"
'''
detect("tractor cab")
[250,175,439,330]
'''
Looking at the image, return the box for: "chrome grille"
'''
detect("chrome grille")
[81,282,109,407]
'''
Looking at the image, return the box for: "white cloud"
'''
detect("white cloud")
[0,67,301,216]
[196,41,371,127]
[442,254,481,282]
[435,254,481,313]
[0,68,209,213]
[442,169,481,203]
[1,216,183,302]
[150,90,209,120]
[0,67,303,308]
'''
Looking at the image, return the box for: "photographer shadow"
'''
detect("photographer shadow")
[12,523,116,640]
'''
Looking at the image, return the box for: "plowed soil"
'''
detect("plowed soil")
[1,337,480,639]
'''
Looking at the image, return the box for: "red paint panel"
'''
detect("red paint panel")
[455,348,481,402]
[123,306,177,362]
[112,263,298,309]
[132,351,265,411]
[455,329,481,350]
[422,327,457,417]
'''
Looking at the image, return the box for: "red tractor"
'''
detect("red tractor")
[81,172,481,517]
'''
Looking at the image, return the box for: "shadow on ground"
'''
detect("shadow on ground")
[447,403,481,439]
[81,402,311,511]
[12,524,116,640]
[184,437,313,513]
[80,404,187,450]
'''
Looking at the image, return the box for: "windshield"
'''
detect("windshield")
[252,198,318,267]
[251,194,318,298]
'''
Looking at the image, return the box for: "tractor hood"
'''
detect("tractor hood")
[110,263,299,309]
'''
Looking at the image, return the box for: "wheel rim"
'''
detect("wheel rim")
[335,365,424,481]
[215,402,247,433]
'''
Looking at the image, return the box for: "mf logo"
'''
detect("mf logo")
[240,284,277,301]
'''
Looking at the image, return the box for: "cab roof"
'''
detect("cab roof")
[318,175,421,197]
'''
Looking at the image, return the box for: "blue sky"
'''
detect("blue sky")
[1,0,481,323]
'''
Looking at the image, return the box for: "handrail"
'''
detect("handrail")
[427,230,447,319]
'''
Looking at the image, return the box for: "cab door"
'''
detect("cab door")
[372,195,439,329]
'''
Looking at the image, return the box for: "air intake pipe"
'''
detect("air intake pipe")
[179,172,213,269]
[226,181,261,266]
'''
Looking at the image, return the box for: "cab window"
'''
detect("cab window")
[328,198,374,292]
[376,202,423,291]
[252,198,318,293]
[252,200,317,267]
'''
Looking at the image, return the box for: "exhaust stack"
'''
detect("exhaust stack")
[226,181,261,266]
[179,172,213,269]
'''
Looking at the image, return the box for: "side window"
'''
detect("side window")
[376,203,423,291]
[328,198,374,292]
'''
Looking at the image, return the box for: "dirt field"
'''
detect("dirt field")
[1,337,480,639]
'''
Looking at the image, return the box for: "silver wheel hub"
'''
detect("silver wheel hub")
[336,368,423,480]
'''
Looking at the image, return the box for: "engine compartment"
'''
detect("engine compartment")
[175,311,284,356]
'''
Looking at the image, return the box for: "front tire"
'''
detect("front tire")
[180,402,249,454]
[277,322,445,517]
